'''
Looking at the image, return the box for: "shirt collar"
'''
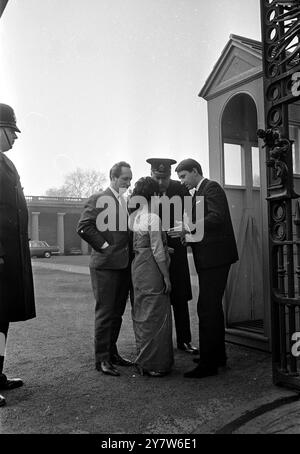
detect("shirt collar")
[109,186,121,199]
[196,177,205,192]
[190,177,205,195]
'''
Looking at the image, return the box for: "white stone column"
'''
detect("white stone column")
[81,238,89,255]
[57,213,66,254]
[31,212,40,240]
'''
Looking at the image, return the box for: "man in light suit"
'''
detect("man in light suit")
[170,159,238,378]
[77,162,133,377]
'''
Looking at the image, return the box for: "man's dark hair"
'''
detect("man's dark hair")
[110,161,131,180]
[175,159,203,176]
[131,177,160,202]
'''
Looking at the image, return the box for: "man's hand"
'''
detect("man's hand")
[0,257,4,273]
[168,221,189,246]
[167,229,181,239]
[163,276,172,294]
[167,221,187,239]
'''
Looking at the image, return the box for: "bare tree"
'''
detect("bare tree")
[45,168,107,198]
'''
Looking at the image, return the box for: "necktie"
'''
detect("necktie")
[119,195,128,215]
[192,190,197,224]
[117,194,128,234]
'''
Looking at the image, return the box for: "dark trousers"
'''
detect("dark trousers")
[171,298,191,346]
[0,323,9,336]
[90,267,130,364]
[0,322,9,374]
[197,265,230,367]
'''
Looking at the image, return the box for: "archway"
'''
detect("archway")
[221,93,264,334]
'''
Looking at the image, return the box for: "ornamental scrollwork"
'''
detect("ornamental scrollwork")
[274,2,300,68]
[257,128,291,184]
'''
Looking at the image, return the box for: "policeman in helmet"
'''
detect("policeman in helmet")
[0,104,36,407]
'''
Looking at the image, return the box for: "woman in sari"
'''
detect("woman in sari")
[130,177,174,377]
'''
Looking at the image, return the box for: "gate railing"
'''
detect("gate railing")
[259,0,300,389]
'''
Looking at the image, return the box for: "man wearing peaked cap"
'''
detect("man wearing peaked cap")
[146,158,177,176]
[0,103,36,407]
[147,158,198,355]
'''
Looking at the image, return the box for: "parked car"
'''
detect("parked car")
[29,240,60,258]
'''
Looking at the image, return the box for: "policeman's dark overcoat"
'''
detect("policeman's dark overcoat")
[0,152,35,322]
[165,179,192,304]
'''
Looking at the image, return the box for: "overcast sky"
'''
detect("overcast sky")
[0,0,261,195]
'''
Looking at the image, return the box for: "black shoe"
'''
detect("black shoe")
[184,364,218,378]
[111,354,133,367]
[96,361,120,377]
[177,343,199,354]
[0,394,6,407]
[0,374,23,390]
[193,358,227,368]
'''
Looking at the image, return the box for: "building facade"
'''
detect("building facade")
[26,196,89,255]
[199,34,300,351]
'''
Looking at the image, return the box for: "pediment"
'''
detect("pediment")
[200,35,263,100]
[219,52,255,83]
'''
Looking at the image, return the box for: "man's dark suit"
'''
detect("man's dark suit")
[77,187,131,366]
[164,180,193,347]
[190,179,238,368]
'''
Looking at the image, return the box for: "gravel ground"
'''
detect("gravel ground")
[0,266,296,434]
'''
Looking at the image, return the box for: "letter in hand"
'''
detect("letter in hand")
[167,221,187,246]
[167,221,187,238]
[0,257,4,273]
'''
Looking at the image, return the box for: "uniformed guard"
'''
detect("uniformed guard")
[147,158,198,354]
[0,103,36,407]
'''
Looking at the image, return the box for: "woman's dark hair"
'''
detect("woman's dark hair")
[131,177,160,201]
[175,159,203,176]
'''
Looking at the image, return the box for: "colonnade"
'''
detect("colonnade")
[30,211,88,254]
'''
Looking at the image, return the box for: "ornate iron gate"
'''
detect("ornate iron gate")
[259,0,300,389]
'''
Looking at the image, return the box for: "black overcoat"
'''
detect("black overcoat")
[0,153,35,322]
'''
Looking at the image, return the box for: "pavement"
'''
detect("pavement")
[30,252,199,284]
[31,255,91,275]
[0,256,300,435]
